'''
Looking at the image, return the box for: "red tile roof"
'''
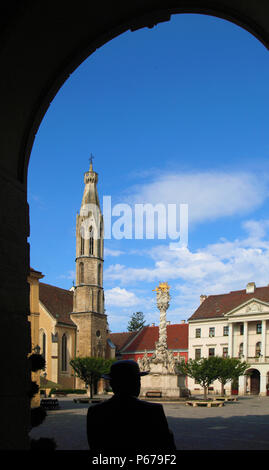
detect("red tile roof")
[39,282,75,327]
[109,331,139,353]
[121,323,188,353]
[189,285,269,321]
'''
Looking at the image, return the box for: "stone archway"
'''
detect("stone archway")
[1,0,269,450]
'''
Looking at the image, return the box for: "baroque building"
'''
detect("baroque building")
[188,282,269,396]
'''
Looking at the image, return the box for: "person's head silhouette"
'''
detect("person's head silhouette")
[103,360,149,397]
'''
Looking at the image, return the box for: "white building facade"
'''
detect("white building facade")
[188,283,269,396]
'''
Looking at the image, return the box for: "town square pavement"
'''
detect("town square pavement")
[29,395,269,450]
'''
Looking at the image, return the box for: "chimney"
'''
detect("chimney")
[167,321,171,325]
[181,320,186,324]
[200,295,207,305]
[151,323,155,326]
[246,282,256,294]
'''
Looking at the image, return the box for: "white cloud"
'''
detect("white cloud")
[126,171,269,227]
[104,247,124,257]
[105,286,140,307]
[104,219,269,315]
[58,270,75,280]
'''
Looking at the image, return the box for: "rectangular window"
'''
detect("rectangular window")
[195,328,201,338]
[240,324,244,335]
[209,327,215,338]
[209,348,215,357]
[223,347,228,358]
[195,349,201,360]
[256,322,262,334]
[223,326,229,336]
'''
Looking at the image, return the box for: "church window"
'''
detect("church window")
[98,264,101,285]
[79,262,84,283]
[96,330,101,337]
[89,226,94,255]
[62,334,67,371]
[97,290,101,312]
[256,322,262,334]
[80,231,84,255]
[42,332,46,360]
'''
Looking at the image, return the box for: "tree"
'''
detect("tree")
[127,311,146,331]
[216,357,249,395]
[177,356,222,400]
[70,357,115,398]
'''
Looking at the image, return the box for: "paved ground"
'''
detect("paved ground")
[29,395,269,450]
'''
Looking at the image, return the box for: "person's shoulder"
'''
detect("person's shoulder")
[87,397,114,415]
[135,398,163,411]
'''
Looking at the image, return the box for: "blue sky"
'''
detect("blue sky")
[28,14,269,332]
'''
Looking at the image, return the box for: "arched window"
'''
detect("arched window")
[256,342,261,357]
[62,334,67,371]
[80,229,84,255]
[98,264,101,285]
[42,332,46,360]
[89,226,94,255]
[79,262,84,283]
[97,290,101,312]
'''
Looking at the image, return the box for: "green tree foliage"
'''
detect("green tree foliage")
[70,357,116,398]
[216,357,249,395]
[178,356,250,399]
[127,311,146,332]
[177,356,224,400]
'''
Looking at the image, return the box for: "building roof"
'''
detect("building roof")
[109,331,139,353]
[39,282,75,327]
[188,284,269,321]
[119,323,188,353]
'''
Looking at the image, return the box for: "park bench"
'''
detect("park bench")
[186,400,224,408]
[40,398,60,410]
[215,396,238,402]
[145,390,162,398]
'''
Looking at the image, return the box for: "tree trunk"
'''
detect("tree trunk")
[90,381,93,399]
[221,382,225,396]
[203,386,208,400]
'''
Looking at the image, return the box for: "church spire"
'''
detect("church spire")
[71,158,107,361]
[89,153,94,172]
[81,154,100,208]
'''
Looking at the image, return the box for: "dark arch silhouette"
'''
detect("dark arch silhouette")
[0,0,269,450]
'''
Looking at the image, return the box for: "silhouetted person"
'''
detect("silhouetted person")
[86,360,176,453]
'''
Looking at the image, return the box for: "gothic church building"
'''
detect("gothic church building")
[29,161,113,393]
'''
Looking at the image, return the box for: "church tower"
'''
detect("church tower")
[70,159,107,359]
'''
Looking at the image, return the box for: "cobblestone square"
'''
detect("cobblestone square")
[29,395,269,450]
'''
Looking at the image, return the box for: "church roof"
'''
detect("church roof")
[117,323,188,353]
[109,331,139,353]
[39,282,75,327]
[188,284,269,321]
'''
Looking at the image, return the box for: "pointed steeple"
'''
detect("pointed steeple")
[81,154,100,208]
